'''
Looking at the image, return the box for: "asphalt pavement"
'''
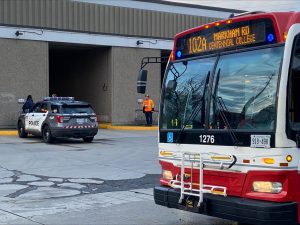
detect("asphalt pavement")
[0,129,234,225]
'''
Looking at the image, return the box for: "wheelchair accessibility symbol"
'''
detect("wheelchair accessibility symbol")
[167,132,173,143]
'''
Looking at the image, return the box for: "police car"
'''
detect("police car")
[17,97,98,143]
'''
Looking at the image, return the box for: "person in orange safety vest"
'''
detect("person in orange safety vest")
[143,94,155,126]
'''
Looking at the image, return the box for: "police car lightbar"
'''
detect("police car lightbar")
[17,98,25,104]
[44,97,75,101]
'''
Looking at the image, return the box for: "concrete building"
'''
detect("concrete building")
[0,0,243,128]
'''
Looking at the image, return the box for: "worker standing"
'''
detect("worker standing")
[143,94,155,126]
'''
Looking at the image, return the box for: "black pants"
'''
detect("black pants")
[145,112,153,125]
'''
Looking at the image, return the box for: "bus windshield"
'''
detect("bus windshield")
[161,57,216,129]
[161,46,284,131]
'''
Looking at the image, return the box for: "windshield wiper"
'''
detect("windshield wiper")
[176,72,210,143]
[215,96,241,145]
[176,99,203,143]
[212,69,242,146]
[241,73,274,116]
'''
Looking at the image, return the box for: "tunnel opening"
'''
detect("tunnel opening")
[49,43,110,122]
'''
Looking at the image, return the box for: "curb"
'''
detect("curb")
[0,124,157,136]
[0,130,18,136]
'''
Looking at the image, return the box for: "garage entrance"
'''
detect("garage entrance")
[49,43,110,118]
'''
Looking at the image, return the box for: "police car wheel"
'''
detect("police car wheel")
[18,121,28,138]
[83,137,94,143]
[42,125,54,143]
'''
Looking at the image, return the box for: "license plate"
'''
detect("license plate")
[76,118,84,124]
[251,135,271,148]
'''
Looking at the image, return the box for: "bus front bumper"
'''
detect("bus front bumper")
[154,186,298,225]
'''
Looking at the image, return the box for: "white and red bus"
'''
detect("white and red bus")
[138,11,300,225]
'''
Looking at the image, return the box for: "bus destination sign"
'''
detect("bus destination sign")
[175,19,276,59]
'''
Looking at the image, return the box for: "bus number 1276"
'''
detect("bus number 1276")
[199,135,215,144]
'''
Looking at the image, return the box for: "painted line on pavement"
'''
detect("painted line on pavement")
[0,131,18,136]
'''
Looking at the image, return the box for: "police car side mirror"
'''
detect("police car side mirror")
[137,70,148,94]
[18,99,25,104]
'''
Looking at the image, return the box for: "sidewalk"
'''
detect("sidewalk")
[0,123,158,136]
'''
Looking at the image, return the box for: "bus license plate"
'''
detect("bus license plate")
[251,135,271,148]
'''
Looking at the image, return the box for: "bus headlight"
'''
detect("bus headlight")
[252,181,282,193]
[162,170,173,180]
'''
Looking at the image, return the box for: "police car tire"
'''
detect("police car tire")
[18,121,28,138]
[83,137,94,143]
[42,125,54,143]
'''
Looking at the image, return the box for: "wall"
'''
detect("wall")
[0,0,223,39]
[0,39,48,128]
[110,47,161,125]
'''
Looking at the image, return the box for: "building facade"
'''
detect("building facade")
[0,0,243,128]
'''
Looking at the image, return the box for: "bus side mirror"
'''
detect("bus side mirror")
[137,70,148,94]
[167,80,177,92]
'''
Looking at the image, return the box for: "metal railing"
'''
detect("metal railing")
[170,152,236,207]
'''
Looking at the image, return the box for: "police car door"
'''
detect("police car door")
[25,103,41,131]
[25,103,48,133]
[34,103,49,133]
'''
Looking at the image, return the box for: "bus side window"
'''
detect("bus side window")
[289,34,300,125]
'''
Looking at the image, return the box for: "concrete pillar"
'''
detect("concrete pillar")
[0,39,48,128]
[110,47,161,125]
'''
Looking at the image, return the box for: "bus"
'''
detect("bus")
[137,11,300,225]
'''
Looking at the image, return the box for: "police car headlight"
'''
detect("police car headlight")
[162,170,173,180]
[252,181,282,193]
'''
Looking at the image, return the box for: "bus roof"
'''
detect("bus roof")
[172,12,300,60]
[175,12,300,42]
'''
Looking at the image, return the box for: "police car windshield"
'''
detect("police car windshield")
[62,105,94,114]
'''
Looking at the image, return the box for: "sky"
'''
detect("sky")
[164,0,300,12]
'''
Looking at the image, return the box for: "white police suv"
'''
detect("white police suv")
[17,97,98,143]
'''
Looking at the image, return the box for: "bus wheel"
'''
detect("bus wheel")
[18,121,28,138]
[42,125,54,143]
[83,137,94,143]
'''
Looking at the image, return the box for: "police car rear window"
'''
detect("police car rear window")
[51,105,60,113]
[61,105,94,114]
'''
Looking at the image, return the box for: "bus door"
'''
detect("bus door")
[287,27,300,143]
